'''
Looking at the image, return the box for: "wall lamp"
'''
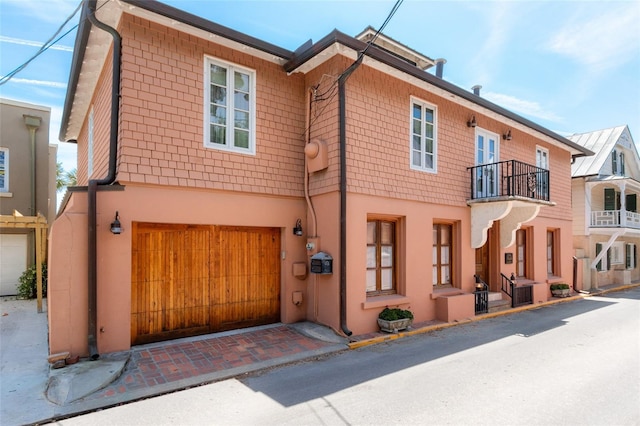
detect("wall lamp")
[293,219,303,236]
[503,129,512,141]
[110,211,122,235]
[467,115,477,128]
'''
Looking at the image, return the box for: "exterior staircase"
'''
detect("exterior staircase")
[488,292,510,313]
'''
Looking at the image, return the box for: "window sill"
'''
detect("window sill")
[546,276,565,284]
[0,192,13,198]
[430,288,464,299]
[362,294,410,311]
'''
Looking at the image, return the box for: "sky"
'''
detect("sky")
[1,0,639,182]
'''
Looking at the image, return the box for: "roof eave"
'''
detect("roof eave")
[285,32,593,157]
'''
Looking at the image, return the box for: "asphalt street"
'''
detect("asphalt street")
[52,287,640,426]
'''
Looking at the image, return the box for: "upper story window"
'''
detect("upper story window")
[536,146,549,170]
[204,56,256,155]
[619,151,625,175]
[88,107,94,178]
[0,147,8,192]
[410,98,437,173]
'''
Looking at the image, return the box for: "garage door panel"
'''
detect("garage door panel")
[132,224,280,345]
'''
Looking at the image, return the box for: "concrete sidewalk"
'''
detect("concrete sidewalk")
[1,283,638,425]
[0,299,347,426]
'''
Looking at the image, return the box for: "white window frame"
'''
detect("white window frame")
[536,146,549,170]
[474,127,500,198]
[203,56,256,155]
[88,106,94,178]
[410,97,437,173]
[0,147,9,193]
[626,243,636,269]
[610,241,625,265]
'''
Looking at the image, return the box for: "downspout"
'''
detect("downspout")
[86,2,121,360]
[304,88,320,320]
[337,56,363,337]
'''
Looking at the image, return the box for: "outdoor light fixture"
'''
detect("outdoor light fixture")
[110,211,122,235]
[503,129,512,140]
[467,115,477,128]
[293,219,303,236]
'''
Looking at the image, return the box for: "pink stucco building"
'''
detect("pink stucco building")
[50,0,592,358]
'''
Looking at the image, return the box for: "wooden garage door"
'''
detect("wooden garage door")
[131,223,280,345]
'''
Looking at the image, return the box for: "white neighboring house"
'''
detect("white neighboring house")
[570,125,640,290]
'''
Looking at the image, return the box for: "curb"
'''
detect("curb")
[348,283,640,350]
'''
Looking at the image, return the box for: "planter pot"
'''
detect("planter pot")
[377,317,413,333]
[551,288,571,298]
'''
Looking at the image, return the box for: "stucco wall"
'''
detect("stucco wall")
[49,184,308,355]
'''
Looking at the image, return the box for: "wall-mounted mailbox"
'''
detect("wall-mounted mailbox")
[310,251,333,274]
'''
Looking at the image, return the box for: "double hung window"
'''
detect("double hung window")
[367,219,396,295]
[204,57,256,154]
[410,99,437,172]
[433,223,453,287]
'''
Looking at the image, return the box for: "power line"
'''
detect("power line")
[302,0,405,139]
[0,1,82,86]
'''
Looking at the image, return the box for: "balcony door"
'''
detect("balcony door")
[475,129,500,198]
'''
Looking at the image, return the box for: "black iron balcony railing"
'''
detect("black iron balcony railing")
[467,160,550,201]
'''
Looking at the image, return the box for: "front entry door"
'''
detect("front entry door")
[475,241,489,284]
[475,227,498,291]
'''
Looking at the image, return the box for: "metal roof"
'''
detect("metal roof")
[569,125,632,177]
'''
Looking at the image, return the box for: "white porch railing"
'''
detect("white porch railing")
[591,210,640,229]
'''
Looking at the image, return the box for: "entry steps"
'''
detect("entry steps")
[488,292,511,313]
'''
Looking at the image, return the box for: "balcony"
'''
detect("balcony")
[467,160,550,202]
[591,210,640,229]
[467,160,554,249]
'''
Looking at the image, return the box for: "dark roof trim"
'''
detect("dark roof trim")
[58,2,92,142]
[122,0,293,59]
[59,0,293,142]
[284,30,593,157]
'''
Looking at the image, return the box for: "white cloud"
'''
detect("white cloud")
[547,3,640,71]
[0,36,73,52]
[3,77,67,89]
[2,0,80,25]
[484,91,563,123]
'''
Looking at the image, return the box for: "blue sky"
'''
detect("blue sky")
[1,0,639,177]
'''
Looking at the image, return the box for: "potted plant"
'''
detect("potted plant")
[377,307,413,333]
[550,283,571,298]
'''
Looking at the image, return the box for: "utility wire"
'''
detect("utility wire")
[0,0,82,86]
[302,0,404,139]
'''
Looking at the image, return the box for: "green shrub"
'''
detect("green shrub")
[550,283,570,291]
[378,307,413,321]
[17,263,47,299]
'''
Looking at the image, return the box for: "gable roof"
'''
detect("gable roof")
[569,125,633,177]
[60,0,593,159]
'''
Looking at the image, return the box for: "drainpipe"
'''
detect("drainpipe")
[337,56,363,337]
[86,1,121,360]
[23,115,42,216]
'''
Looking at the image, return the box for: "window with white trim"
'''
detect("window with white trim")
[610,241,625,265]
[626,243,636,269]
[88,107,94,178]
[0,147,8,192]
[536,146,549,170]
[204,56,256,154]
[410,98,437,172]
